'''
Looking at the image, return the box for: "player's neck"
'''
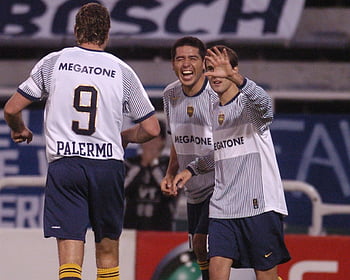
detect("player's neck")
[79,42,104,51]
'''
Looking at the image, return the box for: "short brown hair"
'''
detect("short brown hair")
[74,3,110,46]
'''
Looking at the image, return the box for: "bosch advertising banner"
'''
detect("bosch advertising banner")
[1,109,350,231]
[0,0,305,46]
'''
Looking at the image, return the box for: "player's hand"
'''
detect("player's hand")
[160,174,178,196]
[205,47,232,78]
[173,169,192,190]
[11,128,33,144]
[205,47,244,86]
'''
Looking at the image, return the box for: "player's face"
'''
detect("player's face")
[172,46,205,94]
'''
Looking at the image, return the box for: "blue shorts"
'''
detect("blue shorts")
[44,157,125,243]
[187,194,211,235]
[208,211,291,270]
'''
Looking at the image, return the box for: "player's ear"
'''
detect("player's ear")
[233,66,239,71]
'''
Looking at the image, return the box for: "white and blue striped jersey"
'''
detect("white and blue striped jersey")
[18,46,155,163]
[163,79,217,204]
[188,78,288,218]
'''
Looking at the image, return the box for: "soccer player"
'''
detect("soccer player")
[161,36,218,280]
[173,46,290,280]
[3,3,159,280]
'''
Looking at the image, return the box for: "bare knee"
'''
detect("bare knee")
[95,238,119,268]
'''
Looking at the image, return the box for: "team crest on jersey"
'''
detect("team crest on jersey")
[218,113,225,125]
[187,106,194,117]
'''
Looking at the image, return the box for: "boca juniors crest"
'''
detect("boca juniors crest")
[187,106,194,117]
[218,113,225,125]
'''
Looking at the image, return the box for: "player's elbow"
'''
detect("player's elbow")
[4,102,17,119]
[143,115,161,138]
[148,122,161,138]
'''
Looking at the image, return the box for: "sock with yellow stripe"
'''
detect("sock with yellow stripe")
[97,266,120,280]
[197,260,209,280]
[59,263,82,280]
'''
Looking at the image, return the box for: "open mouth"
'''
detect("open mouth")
[181,70,193,79]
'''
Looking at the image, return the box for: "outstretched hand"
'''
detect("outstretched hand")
[205,47,233,79]
[205,46,244,87]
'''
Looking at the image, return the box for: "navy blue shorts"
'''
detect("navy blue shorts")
[208,211,291,270]
[44,157,125,243]
[187,194,211,235]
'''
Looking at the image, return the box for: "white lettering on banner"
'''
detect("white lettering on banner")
[0,150,19,177]
[0,109,11,148]
[289,260,338,279]
[297,123,350,197]
[0,194,44,228]
[272,119,350,198]
[0,0,305,45]
[340,120,350,163]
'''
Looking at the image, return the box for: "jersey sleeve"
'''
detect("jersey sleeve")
[186,150,215,176]
[18,52,59,101]
[162,85,172,135]
[240,78,274,133]
[121,65,155,122]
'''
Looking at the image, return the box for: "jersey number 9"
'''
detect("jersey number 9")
[72,85,97,136]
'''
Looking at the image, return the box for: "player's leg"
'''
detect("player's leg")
[96,238,120,280]
[193,233,209,279]
[87,159,125,280]
[57,239,84,280]
[255,266,279,280]
[242,212,290,280]
[209,256,233,280]
[187,194,211,280]
[44,158,90,280]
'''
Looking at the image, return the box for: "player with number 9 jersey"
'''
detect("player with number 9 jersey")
[18,46,155,163]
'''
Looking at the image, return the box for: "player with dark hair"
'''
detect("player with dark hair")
[3,3,159,280]
[173,46,290,280]
[161,36,218,280]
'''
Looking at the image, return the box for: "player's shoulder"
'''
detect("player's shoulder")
[163,80,182,96]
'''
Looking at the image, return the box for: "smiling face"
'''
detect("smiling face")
[172,46,206,95]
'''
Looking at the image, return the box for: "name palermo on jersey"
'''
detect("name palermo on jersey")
[58,62,116,78]
[56,141,113,158]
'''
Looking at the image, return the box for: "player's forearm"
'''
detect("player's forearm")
[122,122,159,145]
[166,144,179,176]
[4,111,26,133]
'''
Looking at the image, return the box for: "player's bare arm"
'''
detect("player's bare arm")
[121,115,160,146]
[4,92,33,144]
[161,144,179,196]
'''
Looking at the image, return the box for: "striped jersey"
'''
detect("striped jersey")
[188,78,288,218]
[163,79,217,204]
[18,46,155,163]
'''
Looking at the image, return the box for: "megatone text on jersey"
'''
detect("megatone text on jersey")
[174,135,212,146]
[59,62,116,78]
